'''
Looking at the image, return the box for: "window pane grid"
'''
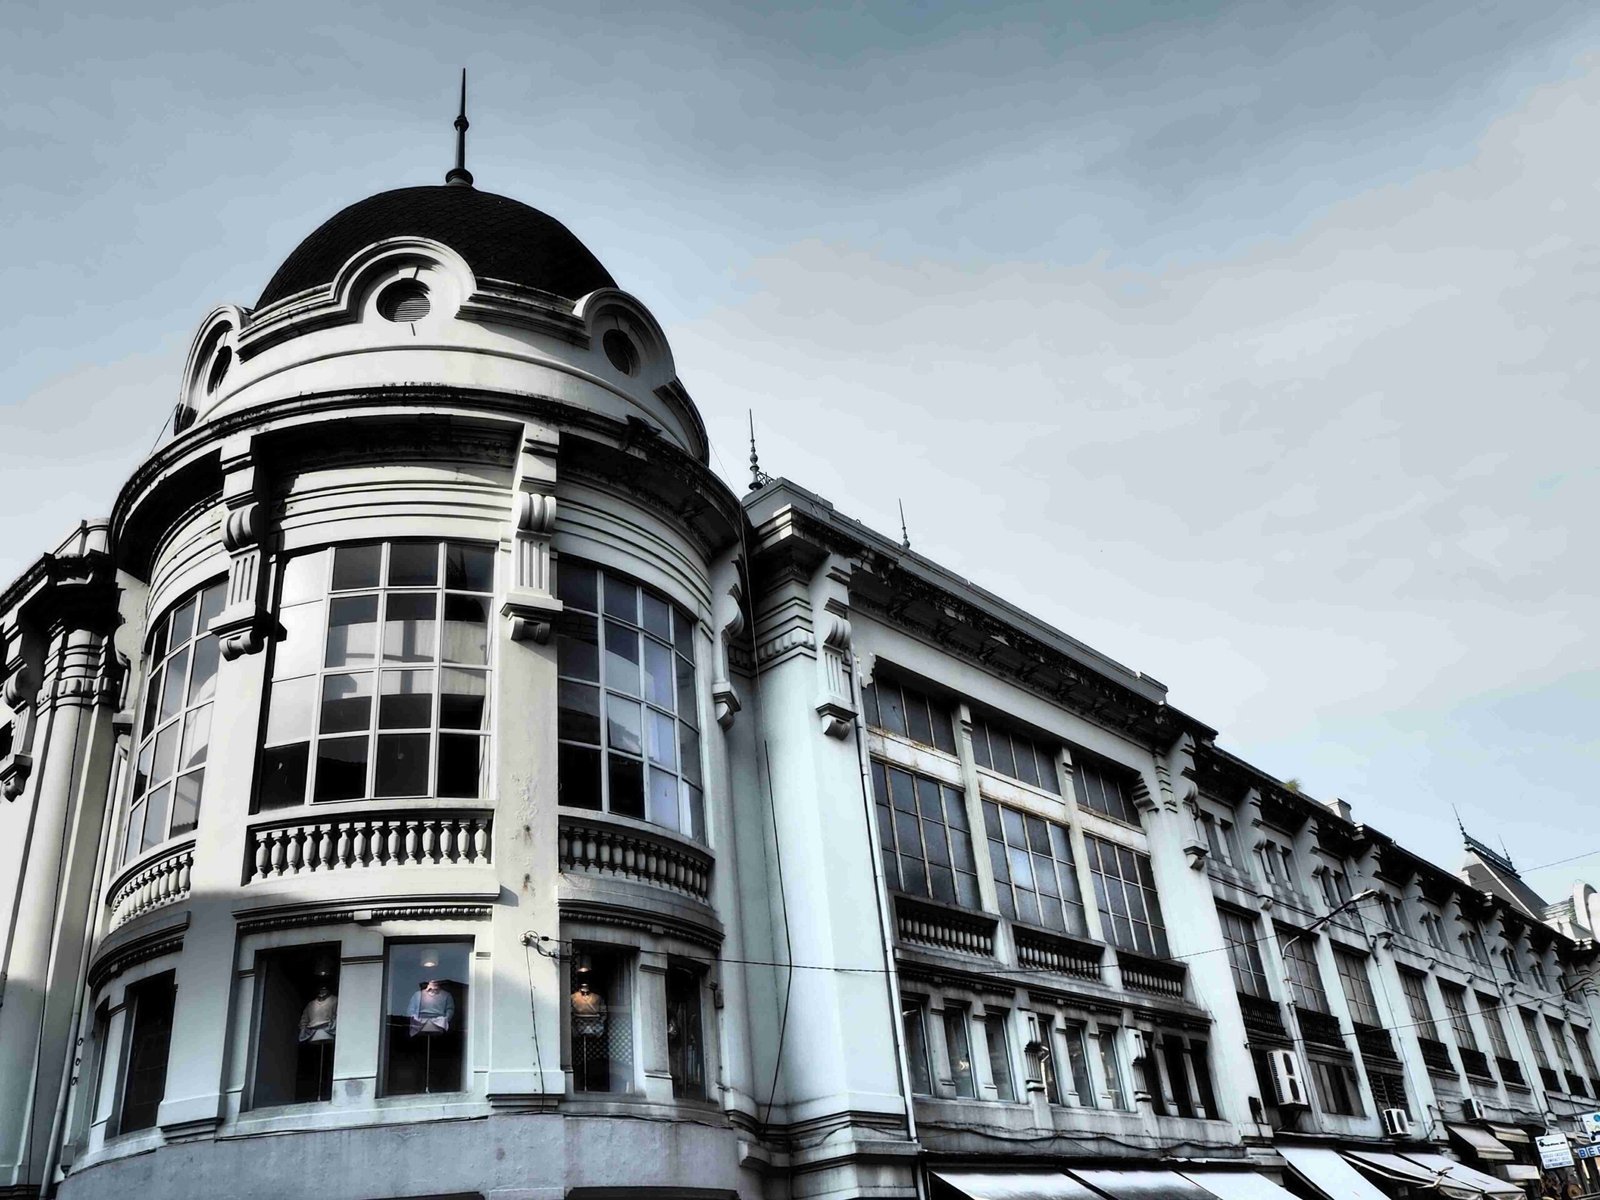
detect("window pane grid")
[1280,933,1329,1012]
[970,715,1060,795]
[863,677,957,756]
[872,760,978,907]
[556,561,704,840]
[1335,948,1381,1025]
[1220,908,1270,997]
[1074,755,1138,824]
[125,580,224,862]
[982,799,1085,935]
[258,542,493,809]
[1083,833,1167,957]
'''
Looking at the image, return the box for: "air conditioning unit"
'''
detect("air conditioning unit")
[1463,1097,1487,1122]
[1268,1049,1310,1108]
[1383,1108,1414,1137]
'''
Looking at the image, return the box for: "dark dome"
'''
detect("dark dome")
[257,185,616,309]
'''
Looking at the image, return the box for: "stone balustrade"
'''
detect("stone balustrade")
[1118,952,1187,999]
[558,813,712,903]
[1014,927,1102,980]
[245,809,492,882]
[108,841,194,928]
[894,896,996,958]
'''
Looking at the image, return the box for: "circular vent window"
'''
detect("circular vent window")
[377,280,431,323]
[205,346,232,395]
[603,328,639,376]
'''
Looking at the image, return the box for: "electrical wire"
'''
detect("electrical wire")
[522,940,545,1091]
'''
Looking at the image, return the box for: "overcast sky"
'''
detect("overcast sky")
[3,1,1596,898]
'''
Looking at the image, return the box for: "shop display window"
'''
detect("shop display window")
[570,946,634,1093]
[249,943,341,1108]
[381,940,470,1096]
[117,971,176,1133]
[665,963,706,1100]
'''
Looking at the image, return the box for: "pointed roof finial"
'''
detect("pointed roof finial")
[445,69,474,187]
[899,499,911,551]
[748,410,765,490]
[1453,804,1468,839]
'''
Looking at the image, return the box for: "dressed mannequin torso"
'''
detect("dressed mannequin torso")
[407,980,455,1035]
[299,987,338,1043]
[570,980,607,1038]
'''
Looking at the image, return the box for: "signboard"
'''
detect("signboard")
[1538,1133,1576,1169]
[1576,1144,1600,1162]
[1578,1112,1600,1138]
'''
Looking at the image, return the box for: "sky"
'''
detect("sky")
[2,1,1597,898]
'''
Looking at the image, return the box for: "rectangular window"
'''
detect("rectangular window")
[1096,1026,1128,1109]
[1334,948,1381,1026]
[571,946,633,1094]
[982,800,1085,934]
[903,999,933,1096]
[665,964,705,1100]
[1401,970,1440,1041]
[1548,1017,1576,1070]
[1368,1068,1409,1117]
[1501,947,1524,982]
[1060,1024,1096,1107]
[380,940,470,1096]
[1312,1057,1363,1116]
[863,676,957,755]
[1464,928,1490,966]
[1420,912,1445,951]
[1029,1014,1062,1104]
[1199,811,1239,867]
[1318,868,1353,910]
[984,1012,1016,1101]
[555,562,703,837]
[943,1006,976,1099]
[1220,908,1271,998]
[1479,996,1513,1060]
[124,581,225,862]
[1379,894,1412,937]
[1280,932,1330,1012]
[1072,754,1137,824]
[871,760,979,907]
[1522,1010,1552,1068]
[1083,834,1168,957]
[1440,983,1478,1050]
[259,543,494,810]
[248,942,341,1109]
[117,972,176,1133]
[970,715,1060,795]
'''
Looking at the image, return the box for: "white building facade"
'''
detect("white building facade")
[1,166,1597,1200]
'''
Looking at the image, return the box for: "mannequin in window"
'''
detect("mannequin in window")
[571,977,608,1090]
[408,979,454,1036]
[298,984,338,1043]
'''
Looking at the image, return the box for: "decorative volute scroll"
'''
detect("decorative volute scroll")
[500,424,563,645]
[1,614,41,801]
[812,562,856,739]
[211,433,274,660]
[1157,730,1198,816]
[710,579,745,731]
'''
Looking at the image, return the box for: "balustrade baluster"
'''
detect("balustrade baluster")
[422,819,438,863]
[403,821,420,865]
[439,820,456,863]
[385,821,401,864]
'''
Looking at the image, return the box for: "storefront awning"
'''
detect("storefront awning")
[1279,1147,1397,1200]
[1345,1150,1461,1193]
[1499,1165,1540,1183]
[1488,1125,1530,1146]
[1399,1153,1523,1200]
[1181,1170,1304,1200]
[1448,1124,1515,1163]
[1070,1170,1216,1200]
[931,1171,1102,1200]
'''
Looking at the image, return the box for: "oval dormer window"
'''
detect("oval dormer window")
[205,346,232,395]
[377,280,431,323]
[603,328,639,376]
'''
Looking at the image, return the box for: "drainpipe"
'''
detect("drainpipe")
[847,656,925,1200]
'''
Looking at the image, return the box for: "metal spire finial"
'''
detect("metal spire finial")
[747,410,768,490]
[899,499,911,551]
[445,69,474,187]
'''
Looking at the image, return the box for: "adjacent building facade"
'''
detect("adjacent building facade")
[1,163,1596,1200]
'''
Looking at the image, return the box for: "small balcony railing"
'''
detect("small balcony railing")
[1239,993,1290,1044]
[246,809,492,882]
[1459,1047,1494,1080]
[1295,1006,1347,1051]
[1354,1022,1399,1062]
[893,895,996,958]
[558,813,711,904]
[1497,1056,1526,1088]
[1118,952,1186,1000]
[1013,927,1102,981]
[1418,1036,1456,1075]
[107,839,195,928]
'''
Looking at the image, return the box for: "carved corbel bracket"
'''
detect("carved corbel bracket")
[1,617,43,800]
[814,609,855,739]
[503,428,563,647]
[1130,775,1160,816]
[711,580,746,731]
[1183,840,1208,871]
[212,436,273,660]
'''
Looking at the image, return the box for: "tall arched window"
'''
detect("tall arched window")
[124,580,225,862]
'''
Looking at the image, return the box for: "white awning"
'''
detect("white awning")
[1499,1165,1541,1183]
[1070,1170,1216,1200]
[1279,1146,1398,1200]
[1181,1170,1303,1200]
[1346,1150,1459,1192]
[932,1171,1103,1200]
[1488,1125,1531,1146]
[1448,1124,1515,1162]
[1400,1153,1523,1200]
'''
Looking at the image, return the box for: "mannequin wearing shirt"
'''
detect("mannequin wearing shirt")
[298,985,338,1043]
[407,979,455,1036]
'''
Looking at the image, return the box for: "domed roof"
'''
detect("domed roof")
[257,185,617,309]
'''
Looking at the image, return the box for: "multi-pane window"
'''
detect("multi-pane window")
[258,543,493,808]
[1548,1017,1577,1070]
[1220,908,1270,998]
[1440,984,1479,1050]
[1479,996,1513,1060]
[971,716,1059,795]
[1061,1023,1097,1107]
[1577,1028,1600,1086]
[1334,948,1381,1026]
[1401,970,1441,1040]
[1072,753,1137,823]
[556,563,703,838]
[982,801,1085,935]
[943,1006,977,1099]
[863,677,956,754]
[1029,1013,1063,1104]
[1522,1010,1552,1068]
[903,999,933,1096]
[1083,835,1167,957]
[1280,933,1330,1012]
[1096,1027,1129,1109]
[125,581,224,861]
[984,1012,1016,1101]
[871,761,979,907]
